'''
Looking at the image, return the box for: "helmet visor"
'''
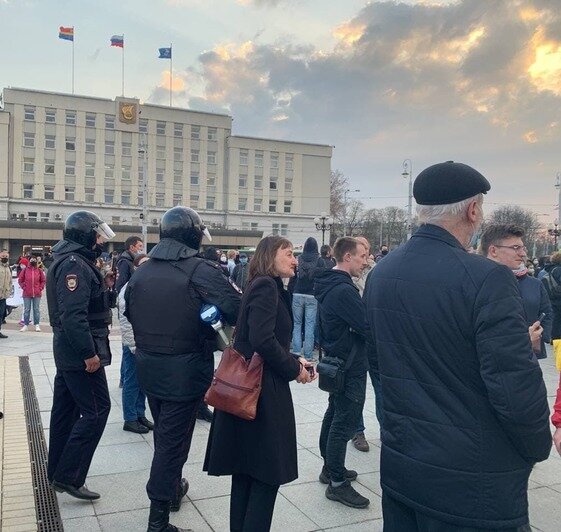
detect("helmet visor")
[202,225,212,242]
[94,222,116,241]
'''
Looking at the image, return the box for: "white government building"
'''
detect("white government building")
[0,87,332,252]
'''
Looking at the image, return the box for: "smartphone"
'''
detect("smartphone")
[306,365,315,378]
[538,312,546,324]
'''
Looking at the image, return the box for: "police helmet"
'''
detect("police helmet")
[63,211,116,249]
[160,206,211,250]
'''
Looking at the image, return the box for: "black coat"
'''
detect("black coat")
[115,250,135,293]
[204,275,301,486]
[541,263,561,339]
[364,224,551,529]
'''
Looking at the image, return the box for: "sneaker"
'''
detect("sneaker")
[20,325,28,332]
[18,320,25,326]
[319,466,358,484]
[352,431,370,452]
[325,480,370,509]
[35,325,41,332]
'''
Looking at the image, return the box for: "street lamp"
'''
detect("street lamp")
[401,159,413,241]
[314,212,333,246]
[343,188,360,236]
[548,220,560,250]
[556,172,561,229]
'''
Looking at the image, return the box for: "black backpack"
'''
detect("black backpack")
[297,257,320,283]
[542,267,561,300]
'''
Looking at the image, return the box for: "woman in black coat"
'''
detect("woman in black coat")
[204,235,314,532]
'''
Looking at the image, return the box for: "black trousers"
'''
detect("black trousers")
[382,492,531,532]
[0,298,6,327]
[48,368,110,487]
[146,394,200,502]
[230,474,279,532]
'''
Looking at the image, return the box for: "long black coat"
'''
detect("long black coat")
[204,275,301,486]
[364,224,551,529]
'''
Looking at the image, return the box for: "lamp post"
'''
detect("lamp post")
[138,133,148,246]
[556,172,561,229]
[314,213,333,246]
[548,221,561,250]
[343,188,360,236]
[401,159,413,241]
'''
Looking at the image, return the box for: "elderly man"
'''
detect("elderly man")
[364,161,551,531]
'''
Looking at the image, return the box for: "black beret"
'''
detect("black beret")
[413,161,491,206]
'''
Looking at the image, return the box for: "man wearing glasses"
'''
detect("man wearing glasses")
[481,224,552,360]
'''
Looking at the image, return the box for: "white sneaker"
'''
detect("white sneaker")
[20,325,28,332]
[35,325,41,332]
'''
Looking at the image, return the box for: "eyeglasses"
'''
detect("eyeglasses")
[494,244,527,253]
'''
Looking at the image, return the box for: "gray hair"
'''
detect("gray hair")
[416,193,483,225]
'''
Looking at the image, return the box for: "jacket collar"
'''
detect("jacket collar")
[411,224,466,251]
[148,238,198,260]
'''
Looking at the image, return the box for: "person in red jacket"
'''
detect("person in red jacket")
[18,256,46,331]
[554,375,561,456]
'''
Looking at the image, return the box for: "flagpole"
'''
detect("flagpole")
[169,43,173,107]
[122,34,125,96]
[71,28,75,94]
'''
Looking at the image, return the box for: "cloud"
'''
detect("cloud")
[236,0,289,6]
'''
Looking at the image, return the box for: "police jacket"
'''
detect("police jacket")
[364,224,551,529]
[125,238,241,402]
[46,240,113,371]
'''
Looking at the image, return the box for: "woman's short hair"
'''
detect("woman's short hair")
[480,224,525,256]
[133,253,149,267]
[248,235,292,283]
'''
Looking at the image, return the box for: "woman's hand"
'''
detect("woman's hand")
[296,357,316,384]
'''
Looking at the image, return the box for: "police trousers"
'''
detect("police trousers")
[48,367,110,487]
[146,394,200,502]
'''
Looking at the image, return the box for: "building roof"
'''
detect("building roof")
[230,134,332,149]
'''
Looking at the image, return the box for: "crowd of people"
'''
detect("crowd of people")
[1,161,561,532]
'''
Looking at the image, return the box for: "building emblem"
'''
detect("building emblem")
[119,102,137,124]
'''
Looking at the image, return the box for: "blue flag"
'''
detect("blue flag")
[158,47,172,59]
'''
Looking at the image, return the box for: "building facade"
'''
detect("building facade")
[0,87,332,252]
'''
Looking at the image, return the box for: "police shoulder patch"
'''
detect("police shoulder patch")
[66,274,78,291]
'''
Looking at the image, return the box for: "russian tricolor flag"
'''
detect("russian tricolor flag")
[110,35,124,48]
[59,26,74,41]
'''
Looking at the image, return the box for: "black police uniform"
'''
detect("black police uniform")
[46,239,112,489]
[126,237,241,505]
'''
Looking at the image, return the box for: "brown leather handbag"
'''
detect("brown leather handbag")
[205,346,264,421]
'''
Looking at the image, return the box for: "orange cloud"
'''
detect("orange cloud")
[158,70,186,92]
[333,20,366,47]
[527,29,561,95]
[523,130,538,143]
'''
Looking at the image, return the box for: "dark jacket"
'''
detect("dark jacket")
[292,237,321,295]
[314,268,369,377]
[318,255,336,269]
[47,240,113,371]
[204,276,301,486]
[364,224,551,529]
[231,262,249,291]
[126,238,241,402]
[541,263,561,339]
[517,273,552,359]
[115,250,135,293]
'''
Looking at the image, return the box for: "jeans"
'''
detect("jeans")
[121,345,146,422]
[23,296,41,325]
[292,294,317,360]
[356,369,385,433]
[230,474,279,532]
[319,372,366,483]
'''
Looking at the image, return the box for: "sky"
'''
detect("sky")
[2,0,561,221]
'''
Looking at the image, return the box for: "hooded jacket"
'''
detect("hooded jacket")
[115,249,135,293]
[18,264,46,298]
[293,237,322,295]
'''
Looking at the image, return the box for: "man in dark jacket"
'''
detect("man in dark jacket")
[230,252,249,291]
[365,161,551,531]
[46,211,115,501]
[125,206,241,532]
[115,235,143,293]
[315,236,371,509]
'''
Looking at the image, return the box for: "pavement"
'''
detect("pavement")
[0,318,560,532]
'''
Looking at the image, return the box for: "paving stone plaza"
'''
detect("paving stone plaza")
[0,320,560,531]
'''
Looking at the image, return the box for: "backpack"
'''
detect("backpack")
[542,267,561,300]
[297,257,320,283]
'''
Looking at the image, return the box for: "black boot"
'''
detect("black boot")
[170,478,189,512]
[196,402,213,422]
[147,500,192,532]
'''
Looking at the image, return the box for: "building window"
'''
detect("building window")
[286,179,293,192]
[65,162,75,176]
[191,125,200,140]
[137,191,144,206]
[85,162,95,178]
[156,147,166,159]
[255,151,264,168]
[251,222,258,231]
[122,166,131,180]
[284,200,292,213]
[174,170,182,184]
[208,127,217,140]
[272,224,287,236]
[285,154,293,170]
[239,174,247,188]
[44,185,55,200]
[28,212,38,222]
[105,165,114,178]
[85,188,95,202]
[65,137,75,151]
[45,109,56,123]
[139,119,148,133]
[254,198,262,212]
[23,157,34,173]
[105,115,115,129]
[190,194,199,208]
[105,141,114,155]
[270,177,277,190]
[174,147,183,161]
[45,135,56,150]
[270,152,279,169]
[65,111,76,125]
[238,197,247,211]
[23,184,34,198]
[121,191,131,205]
[191,149,199,162]
[173,193,182,206]
[190,174,199,186]
[207,151,216,164]
[24,107,35,121]
[156,169,164,182]
[23,132,35,147]
[65,187,75,201]
[174,123,183,138]
[104,189,114,203]
[85,113,96,127]
[156,192,165,207]
[122,142,132,156]
[206,196,215,210]
[239,149,248,165]
[255,176,262,189]
[156,121,166,135]
[269,199,277,212]
[40,212,50,222]
[86,139,95,153]
[45,160,55,175]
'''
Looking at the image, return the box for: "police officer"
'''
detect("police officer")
[46,211,116,500]
[125,206,241,532]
